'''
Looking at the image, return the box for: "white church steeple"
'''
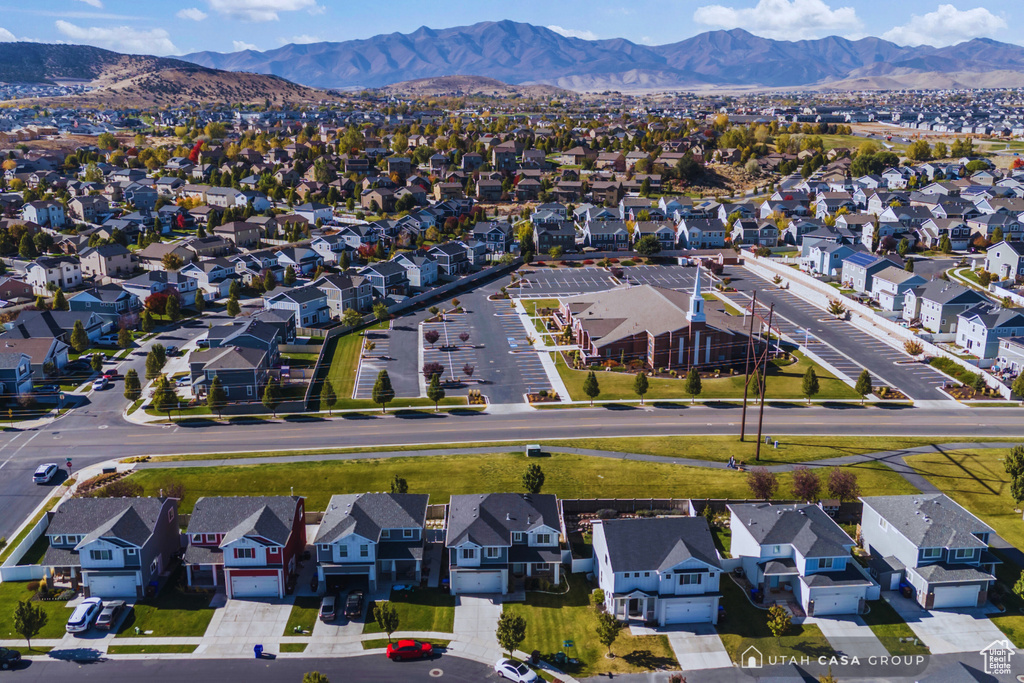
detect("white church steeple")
[688,264,706,323]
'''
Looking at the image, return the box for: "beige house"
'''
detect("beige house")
[79,244,134,279]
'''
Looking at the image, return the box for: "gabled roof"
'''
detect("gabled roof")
[315,493,429,544]
[728,503,853,558]
[48,497,168,547]
[596,517,721,574]
[446,493,558,548]
[187,496,301,547]
[861,494,992,549]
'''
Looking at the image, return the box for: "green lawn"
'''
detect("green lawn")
[520,299,560,317]
[503,574,678,677]
[283,596,321,636]
[555,352,859,402]
[0,582,74,643]
[363,588,455,634]
[861,599,929,656]
[107,644,197,654]
[325,325,387,400]
[115,568,214,638]
[126,453,916,514]
[989,554,1024,647]
[712,526,732,558]
[16,533,49,566]
[717,576,833,664]
[361,638,449,650]
[279,642,308,653]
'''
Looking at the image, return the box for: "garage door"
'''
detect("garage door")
[812,592,861,616]
[88,573,137,597]
[454,571,502,594]
[663,599,713,624]
[933,584,979,609]
[230,574,280,598]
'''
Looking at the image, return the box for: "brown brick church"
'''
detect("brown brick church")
[554,267,758,371]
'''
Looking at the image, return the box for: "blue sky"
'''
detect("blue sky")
[0,0,1017,55]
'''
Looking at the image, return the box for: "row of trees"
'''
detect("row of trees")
[747,465,861,502]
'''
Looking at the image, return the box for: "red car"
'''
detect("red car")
[386,639,434,661]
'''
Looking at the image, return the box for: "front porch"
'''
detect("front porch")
[186,563,226,590]
[611,590,658,622]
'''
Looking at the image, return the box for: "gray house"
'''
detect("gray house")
[984,241,1024,282]
[956,303,1024,358]
[860,494,998,609]
[841,252,903,294]
[42,497,180,598]
[188,345,269,401]
[313,493,429,592]
[902,280,989,334]
[312,273,374,314]
[445,493,561,595]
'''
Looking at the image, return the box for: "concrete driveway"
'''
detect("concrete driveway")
[453,595,502,657]
[885,592,1005,654]
[195,597,293,656]
[634,623,732,670]
[807,614,888,658]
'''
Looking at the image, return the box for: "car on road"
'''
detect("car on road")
[165,345,179,356]
[91,377,108,391]
[66,597,103,633]
[95,600,127,631]
[319,595,337,622]
[386,639,434,661]
[33,463,58,484]
[344,590,364,618]
[0,647,21,670]
[102,368,119,378]
[494,659,539,682]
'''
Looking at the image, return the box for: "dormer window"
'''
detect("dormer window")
[403,528,414,539]
[953,548,972,560]
[381,530,390,539]
[922,548,942,559]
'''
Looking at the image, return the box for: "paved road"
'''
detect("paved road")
[8,654,495,682]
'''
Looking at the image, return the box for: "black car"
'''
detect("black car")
[0,647,21,670]
[95,600,127,631]
[344,590,364,618]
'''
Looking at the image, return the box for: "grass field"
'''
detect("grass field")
[283,596,321,636]
[861,599,930,656]
[107,644,197,654]
[127,453,916,514]
[555,352,859,402]
[503,574,677,677]
[363,588,455,634]
[115,568,213,638]
[0,582,74,643]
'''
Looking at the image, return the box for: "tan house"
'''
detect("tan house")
[78,244,134,279]
[213,221,261,249]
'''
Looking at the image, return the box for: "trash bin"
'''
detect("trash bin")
[254,644,263,659]
[555,652,566,665]
[531,650,540,665]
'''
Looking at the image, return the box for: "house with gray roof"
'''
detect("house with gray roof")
[0,350,33,396]
[314,493,429,592]
[592,516,723,625]
[841,252,903,293]
[445,493,560,595]
[985,240,1024,282]
[188,345,269,401]
[728,503,877,616]
[184,496,306,598]
[860,494,998,609]
[42,497,180,598]
[871,267,926,312]
[956,303,1024,358]
[902,280,988,333]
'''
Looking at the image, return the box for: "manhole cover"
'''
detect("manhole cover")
[429,668,443,678]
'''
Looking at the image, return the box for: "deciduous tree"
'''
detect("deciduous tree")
[855,370,872,405]
[207,375,227,419]
[320,380,337,415]
[426,373,445,411]
[791,466,821,502]
[802,367,819,404]
[747,467,779,500]
[261,377,281,417]
[685,367,702,404]
[70,319,89,353]
[596,611,624,657]
[826,468,860,501]
[13,599,48,650]
[123,368,141,402]
[495,612,527,657]
[583,370,600,406]
[633,371,649,405]
[372,369,394,413]
[523,463,545,494]
[373,601,400,644]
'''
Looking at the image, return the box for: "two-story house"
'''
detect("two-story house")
[583,221,630,251]
[179,258,239,300]
[184,496,306,599]
[472,222,514,254]
[42,497,180,598]
[985,241,1024,283]
[312,272,374,315]
[592,517,723,625]
[123,270,198,308]
[902,280,988,333]
[870,267,926,312]
[188,345,270,401]
[445,493,561,595]
[428,242,470,276]
[390,252,439,290]
[0,350,34,396]
[861,494,998,609]
[79,244,134,280]
[67,284,142,329]
[314,493,429,592]
[264,285,331,327]
[310,234,350,266]
[213,221,262,250]
[841,252,903,294]
[729,503,877,616]
[956,303,1024,358]
[358,261,410,299]
[25,256,82,295]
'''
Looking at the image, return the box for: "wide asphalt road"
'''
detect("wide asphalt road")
[3,401,1024,540]
[8,654,495,682]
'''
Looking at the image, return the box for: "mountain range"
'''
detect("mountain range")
[182,20,1024,91]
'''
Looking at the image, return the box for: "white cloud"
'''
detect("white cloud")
[308,4,326,15]
[76,0,103,7]
[882,4,1006,47]
[54,20,178,55]
[232,40,258,51]
[0,27,16,41]
[176,7,208,21]
[693,0,861,40]
[280,34,320,45]
[547,25,599,41]
[207,0,317,22]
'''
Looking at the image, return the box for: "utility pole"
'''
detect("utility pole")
[739,291,758,441]
[754,304,775,462]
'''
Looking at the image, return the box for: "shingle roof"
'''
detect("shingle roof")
[48,497,167,547]
[596,517,721,574]
[728,503,853,557]
[861,494,992,549]
[315,493,428,544]
[187,496,301,547]
[446,493,558,548]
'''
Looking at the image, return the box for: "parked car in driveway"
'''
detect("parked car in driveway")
[0,647,21,670]
[95,600,127,631]
[33,463,58,484]
[165,345,179,356]
[344,590,364,618]
[386,639,434,661]
[97,334,119,347]
[494,659,539,682]
[319,595,337,622]
[66,597,103,633]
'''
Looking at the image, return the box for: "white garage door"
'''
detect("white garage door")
[230,574,279,598]
[454,571,502,594]
[812,592,861,616]
[933,584,979,609]
[663,599,713,624]
[88,573,137,597]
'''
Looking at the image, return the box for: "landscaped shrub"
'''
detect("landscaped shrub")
[597,509,618,519]
[620,259,635,266]
[930,356,980,386]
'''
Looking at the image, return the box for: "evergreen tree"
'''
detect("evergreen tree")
[70,319,89,353]
[90,353,103,373]
[582,370,600,406]
[319,380,337,415]
[142,310,155,333]
[152,375,179,422]
[165,294,181,322]
[118,327,132,349]
[685,367,702,404]
[193,292,205,314]
[262,377,281,417]
[34,294,47,311]
[802,367,819,404]
[18,233,36,258]
[633,371,649,405]
[372,369,395,413]
[263,269,276,292]
[226,295,241,317]
[855,370,873,405]
[426,373,445,411]
[206,375,228,418]
[123,368,141,402]
[52,289,68,311]
[284,265,297,285]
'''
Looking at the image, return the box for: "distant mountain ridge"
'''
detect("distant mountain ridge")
[181,21,1024,91]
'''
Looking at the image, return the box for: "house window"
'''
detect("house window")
[644,572,650,578]
[319,544,330,552]
[513,532,524,543]
[403,528,414,539]
[359,545,369,558]
[816,557,833,570]
[235,548,256,559]
[127,548,137,556]
[52,536,63,545]
[773,545,781,554]
[381,530,390,539]
[204,534,218,544]
[922,548,942,559]
[90,549,113,561]
[678,573,702,586]
[247,386,253,396]
[339,545,348,558]
[485,547,501,559]
[461,548,476,560]
[535,534,552,545]
[878,517,889,531]
[954,548,972,560]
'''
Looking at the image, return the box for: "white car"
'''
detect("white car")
[32,463,58,484]
[494,659,539,682]
[66,597,103,633]
[91,377,108,391]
